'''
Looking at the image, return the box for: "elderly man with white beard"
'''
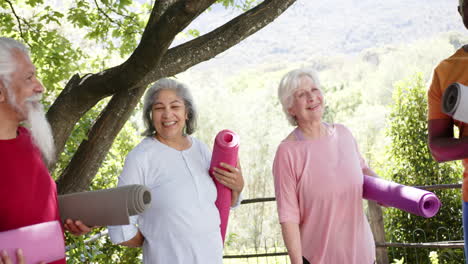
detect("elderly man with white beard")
[0,37,92,264]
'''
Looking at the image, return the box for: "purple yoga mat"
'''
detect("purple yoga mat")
[363,175,441,218]
[0,220,65,264]
[209,129,239,244]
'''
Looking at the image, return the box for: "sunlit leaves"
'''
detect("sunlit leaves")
[25,0,44,7]
[1,1,273,261]
[0,12,16,32]
[39,6,64,25]
[68,1,93,28]
[187,28,200,37]
[117,0,131,9]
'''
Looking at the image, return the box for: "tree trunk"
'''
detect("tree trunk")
[56,86,146,194]
[53,0,298,193]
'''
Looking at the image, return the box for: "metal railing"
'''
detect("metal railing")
[69,183,464,263]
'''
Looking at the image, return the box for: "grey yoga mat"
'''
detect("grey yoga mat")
[58,184,152,226]
[442,82,468,123]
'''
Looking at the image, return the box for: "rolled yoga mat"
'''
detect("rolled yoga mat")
[0,220,65,264]
[363,175,441,218]
[442,82,468,123]
[58,184,152,226]
[209,129,239,243]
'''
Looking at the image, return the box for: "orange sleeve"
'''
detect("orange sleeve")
[428,68,450,120]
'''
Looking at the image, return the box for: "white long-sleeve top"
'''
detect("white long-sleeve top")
[108,136,223,264]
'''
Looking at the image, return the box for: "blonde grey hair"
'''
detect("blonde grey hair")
[277,68,321,126]
[142,78,197,137]
[0,37,29,90]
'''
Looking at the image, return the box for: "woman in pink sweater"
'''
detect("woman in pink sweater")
[272,68,377,264]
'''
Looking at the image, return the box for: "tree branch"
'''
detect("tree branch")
[47,73,84,167]
[56,85,146,194]
[76,0,215,101]
[151,0,182,23]
[119,0,216,91]
[48,0,216,168]
[5,0,30,47]
[53,0,297,192]
[93,0,120,26]
[140,0,297,85]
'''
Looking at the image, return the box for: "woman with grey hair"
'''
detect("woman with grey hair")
[108,78,244,264]
[272,68,377,264]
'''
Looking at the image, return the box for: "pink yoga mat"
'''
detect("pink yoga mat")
[363,175,441,218]
[209,129,239,244]
[0,220,65,264]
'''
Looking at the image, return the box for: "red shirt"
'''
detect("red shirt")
[0,127,65,264]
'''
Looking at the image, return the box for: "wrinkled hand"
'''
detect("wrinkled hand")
[64,219,97,236]
[0,249,45,264]
[213,161,244,193]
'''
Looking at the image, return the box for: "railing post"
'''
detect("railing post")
[368,200,390,264]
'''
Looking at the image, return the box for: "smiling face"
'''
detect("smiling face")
[152,89,188,142]
[1,49,44,122]
[287,76,324,125]
[0,48,54,163]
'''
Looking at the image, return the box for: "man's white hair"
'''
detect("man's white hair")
[0,37,29,90]
[0,38,55,165]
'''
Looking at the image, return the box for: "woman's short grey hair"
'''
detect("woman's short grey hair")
[277,68,321,126]
[142,78,197,137]
[0,37,29,90]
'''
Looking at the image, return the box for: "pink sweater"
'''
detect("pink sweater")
[272,124,375,264]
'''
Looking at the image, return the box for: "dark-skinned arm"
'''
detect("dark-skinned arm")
[428,118,468,162]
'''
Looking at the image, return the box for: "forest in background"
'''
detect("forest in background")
[68,31,467,263]
[2,0,468,262]
[175,31,468,263]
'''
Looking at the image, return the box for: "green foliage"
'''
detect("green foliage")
[65,231,142,264]
[59,101,142,262]
[66,0,147,58]
[63,111,143,263]
[187,29,200,38]
[25,0,44,7]
[225,232,240,248]
[383,73,464,264]
[1,0,277,262]
[4,1,466,262]
[0,5,84,96]
[0,0,152,101]
[430,251,440,264]
[322,83,363,124]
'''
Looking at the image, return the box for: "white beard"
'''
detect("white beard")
[23,95,56,165]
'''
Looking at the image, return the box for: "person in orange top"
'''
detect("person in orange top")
[428,1,468,262]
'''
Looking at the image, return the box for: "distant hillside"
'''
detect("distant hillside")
[171,2,468,252]
[177,0,466,74]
